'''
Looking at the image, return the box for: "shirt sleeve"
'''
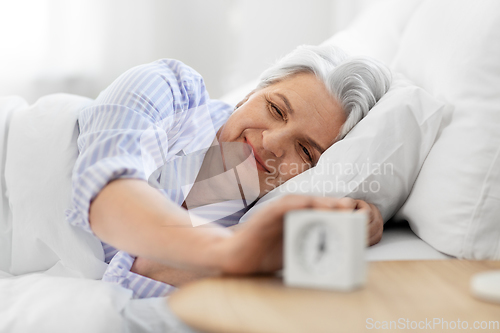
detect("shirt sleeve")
[102,250,176,299]
[66,59,210,233]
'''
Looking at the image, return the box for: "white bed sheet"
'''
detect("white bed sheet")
[0,272,203,333]
[0,273,130,333]
[367,221,452,261]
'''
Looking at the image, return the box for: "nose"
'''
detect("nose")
[262,128,289,158]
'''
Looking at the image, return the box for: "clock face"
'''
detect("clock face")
[296,221,340,276]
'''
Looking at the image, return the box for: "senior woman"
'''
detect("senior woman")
[68,44,391,298]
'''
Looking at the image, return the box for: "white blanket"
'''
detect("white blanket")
[0,94,199,333]
[1,94,106,278]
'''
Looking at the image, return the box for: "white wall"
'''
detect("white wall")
[0,0,368,103]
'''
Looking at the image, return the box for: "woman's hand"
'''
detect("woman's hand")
[218,195,364,275]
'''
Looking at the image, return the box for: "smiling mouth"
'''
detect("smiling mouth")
[245,139,270,173]
[255,158,269,172]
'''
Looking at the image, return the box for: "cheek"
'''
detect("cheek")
[256,160,311,195]
[275,159,311,181]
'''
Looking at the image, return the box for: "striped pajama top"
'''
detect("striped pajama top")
[66,59,243,298]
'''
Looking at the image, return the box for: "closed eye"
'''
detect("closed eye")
[270,103,285,120]
[300,144,313,162]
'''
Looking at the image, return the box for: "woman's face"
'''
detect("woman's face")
[217,72,346,198]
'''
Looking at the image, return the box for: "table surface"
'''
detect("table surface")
[168,260,500,333]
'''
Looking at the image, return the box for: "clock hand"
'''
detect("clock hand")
[316,230,326,262]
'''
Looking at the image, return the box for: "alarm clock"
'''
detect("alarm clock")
[284,210,367,291]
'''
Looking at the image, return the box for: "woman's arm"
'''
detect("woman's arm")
[90,178,365,276]
[125,197,383,286]
[130,257,217,288]
[89,178,231,272]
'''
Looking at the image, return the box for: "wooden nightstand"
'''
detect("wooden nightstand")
[168,260,500,333]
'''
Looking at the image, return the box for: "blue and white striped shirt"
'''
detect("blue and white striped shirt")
[66,59,241,298]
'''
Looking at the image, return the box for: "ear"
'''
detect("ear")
[235,90,255,110]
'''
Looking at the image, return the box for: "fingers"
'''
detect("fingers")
[274,195,357,212]
[333,197,357,210]
[250,195,362,227]
[368,220,383,246]
[366,202,383,246]
[354,199,374,221]
[273,195,384,246]
[343,199,383,246]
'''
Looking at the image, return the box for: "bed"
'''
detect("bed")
[1,0,499,332]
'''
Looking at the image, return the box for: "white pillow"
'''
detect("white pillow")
[392,0,500,259]
[321,0,423,66]
[223,0,423,108]
[4,94,107,277]
[241,74,446,223]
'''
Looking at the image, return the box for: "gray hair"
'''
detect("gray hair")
[257,45,392,140]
